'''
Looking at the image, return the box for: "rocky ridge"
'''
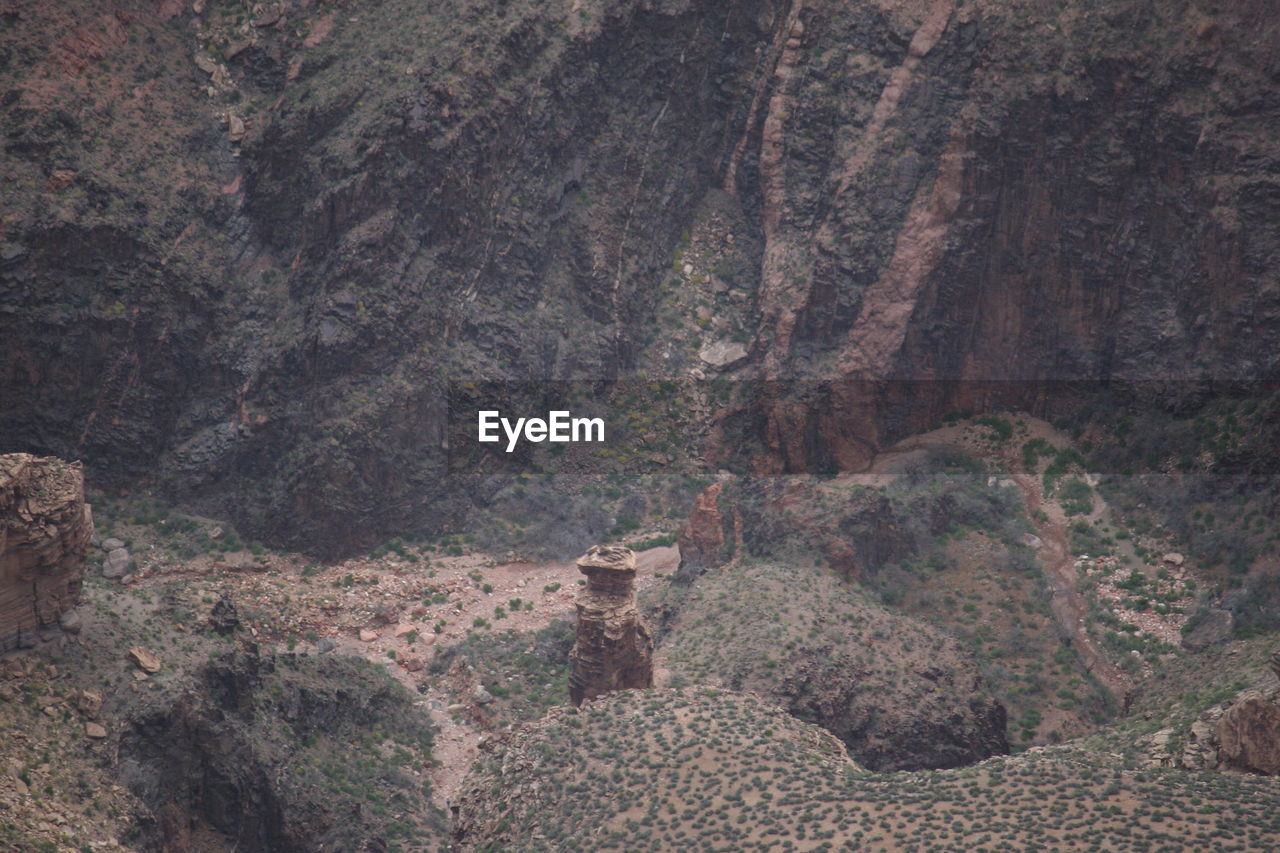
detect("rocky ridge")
[118,644,445,852]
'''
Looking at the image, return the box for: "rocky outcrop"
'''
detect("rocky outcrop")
[0,453,92,651]
[1218,694,1280,775]
[694,469,985,582]
[1139,677,1280,774]
[568,545,653,706]
[673,480,739,584]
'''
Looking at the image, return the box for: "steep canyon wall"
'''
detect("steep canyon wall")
[1,0,1276,551]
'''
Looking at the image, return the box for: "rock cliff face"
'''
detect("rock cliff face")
[568,545,653,706]
[0,453,91,651]
[1,0,1277,552]
[0,0,764,555]
[744,0,1280,475]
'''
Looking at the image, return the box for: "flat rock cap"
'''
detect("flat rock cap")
[576,544,636,572]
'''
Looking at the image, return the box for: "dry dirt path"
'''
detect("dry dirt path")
[414,546,678,809]
[1009,468,1132,704]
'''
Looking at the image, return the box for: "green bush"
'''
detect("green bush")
[1059,478,1093,516]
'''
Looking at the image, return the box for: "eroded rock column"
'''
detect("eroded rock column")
[569,545,653,706]
[0,454,92,651]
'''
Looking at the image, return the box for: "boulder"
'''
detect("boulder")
[103,547,133,579]
[84,722,108,739]
[58,609,83,635]
[471,685,494,705]
[1218,695,1280,775]
[316,637,337,653]
[101,537,125,552]
[208,596,240,635]
[46,169,76,191]
[78,689,103,719]
[194,52,219,75]
[698,339,748,370]
[129,646,162,674]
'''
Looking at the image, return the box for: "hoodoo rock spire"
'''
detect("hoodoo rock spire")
[568,545,654,706]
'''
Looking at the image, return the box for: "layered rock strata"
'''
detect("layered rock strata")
[0,453,92,651]
[568,545,653,706]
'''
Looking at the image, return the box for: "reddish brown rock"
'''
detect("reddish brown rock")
[0,454,92,652]
[129,646,162,674]
[568,545,653,706]
[1218,695,1280,775]
[46,169,76,191]
[675,481,733,583]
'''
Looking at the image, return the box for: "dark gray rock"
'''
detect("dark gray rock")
[1182,609,1234,651]
[208,596,240,636]
[103,547,133,579]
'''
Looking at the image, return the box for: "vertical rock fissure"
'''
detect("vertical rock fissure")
[721,1,800,198]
